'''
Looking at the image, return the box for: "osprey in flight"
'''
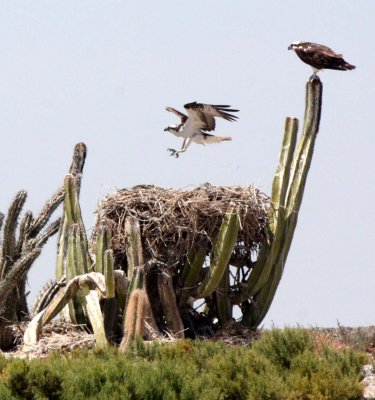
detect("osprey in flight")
[288,41,356,77]
[164,102,239,158]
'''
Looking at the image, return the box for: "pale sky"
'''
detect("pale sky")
[1,1,374,327]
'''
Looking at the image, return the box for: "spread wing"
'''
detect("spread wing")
[183,102,239,132]
[165,107,188,124]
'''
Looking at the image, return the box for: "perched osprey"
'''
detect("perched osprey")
[164,102,239,158]
[288,41,356,77]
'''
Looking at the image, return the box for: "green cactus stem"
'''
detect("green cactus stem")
[104,249,115,299]
[196,209,239,299]
[66,224,87,324]
[114,270,128,311]
[56,143,87,281]
[243,77,323,328]
[179,245,206,305]
[215,267,232,325]
[246,117,299,296]
[124,216,144,281]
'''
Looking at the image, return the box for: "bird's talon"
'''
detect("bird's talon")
[167,148,179,158]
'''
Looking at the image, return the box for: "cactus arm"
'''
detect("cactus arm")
[56,219,68,280]
[157,273,185,338]
[269,117,299,233]
[114,271,128,310]
[76,226,89,275]
[124,217,144,281]
[179,245,206,305]
[196,209,239,299]
[15,211,33,256]
[104,249,115,299]
[1,191,27,273]
[180,244,206,283]
[31,277,66,317]
[28,187,65,238]
[246,117,299,295]
[0,248,41,313]
[215,267,232,325]
[83,288,109,348]
[95,226,111,275]
[68,142,87,193]
[56,143,87,280]
[33,219,61,249]
[66,224,89,323]
[95,228,105,274]
[243,78,323,327]
[63,175,77,224]
[285,77,322,219]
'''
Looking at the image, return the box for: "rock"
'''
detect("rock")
[361,364,375,400]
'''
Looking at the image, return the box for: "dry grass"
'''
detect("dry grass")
[3,321,95,359]
[3,321,374,360]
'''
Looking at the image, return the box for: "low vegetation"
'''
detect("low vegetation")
[0,328,368,400]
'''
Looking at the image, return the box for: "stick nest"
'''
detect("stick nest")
[94,184,269,268]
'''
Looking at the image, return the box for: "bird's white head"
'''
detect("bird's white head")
[164,124,178,132]
[288,41,302,51]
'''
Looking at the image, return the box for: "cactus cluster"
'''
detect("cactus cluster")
[0,189,62,322]
[24,77,323,351]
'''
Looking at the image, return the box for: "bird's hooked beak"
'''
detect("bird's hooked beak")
[288,44,293,50]
[164,127,169,132]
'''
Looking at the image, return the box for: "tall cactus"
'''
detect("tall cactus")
[56,143,87,280]
[57,174,98,323]
[243,77,323,327]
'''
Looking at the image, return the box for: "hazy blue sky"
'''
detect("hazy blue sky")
[1,1,374,327]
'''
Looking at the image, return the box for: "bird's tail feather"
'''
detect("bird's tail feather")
[204,135,232,144]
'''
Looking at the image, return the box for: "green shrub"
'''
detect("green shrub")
[252,327,314,370]
[2,358,62,400]
[0,328,367,400]
[288,356,362,399]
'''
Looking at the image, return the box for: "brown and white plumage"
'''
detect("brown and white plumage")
[164,102,239,158]
[288,41,356,77]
